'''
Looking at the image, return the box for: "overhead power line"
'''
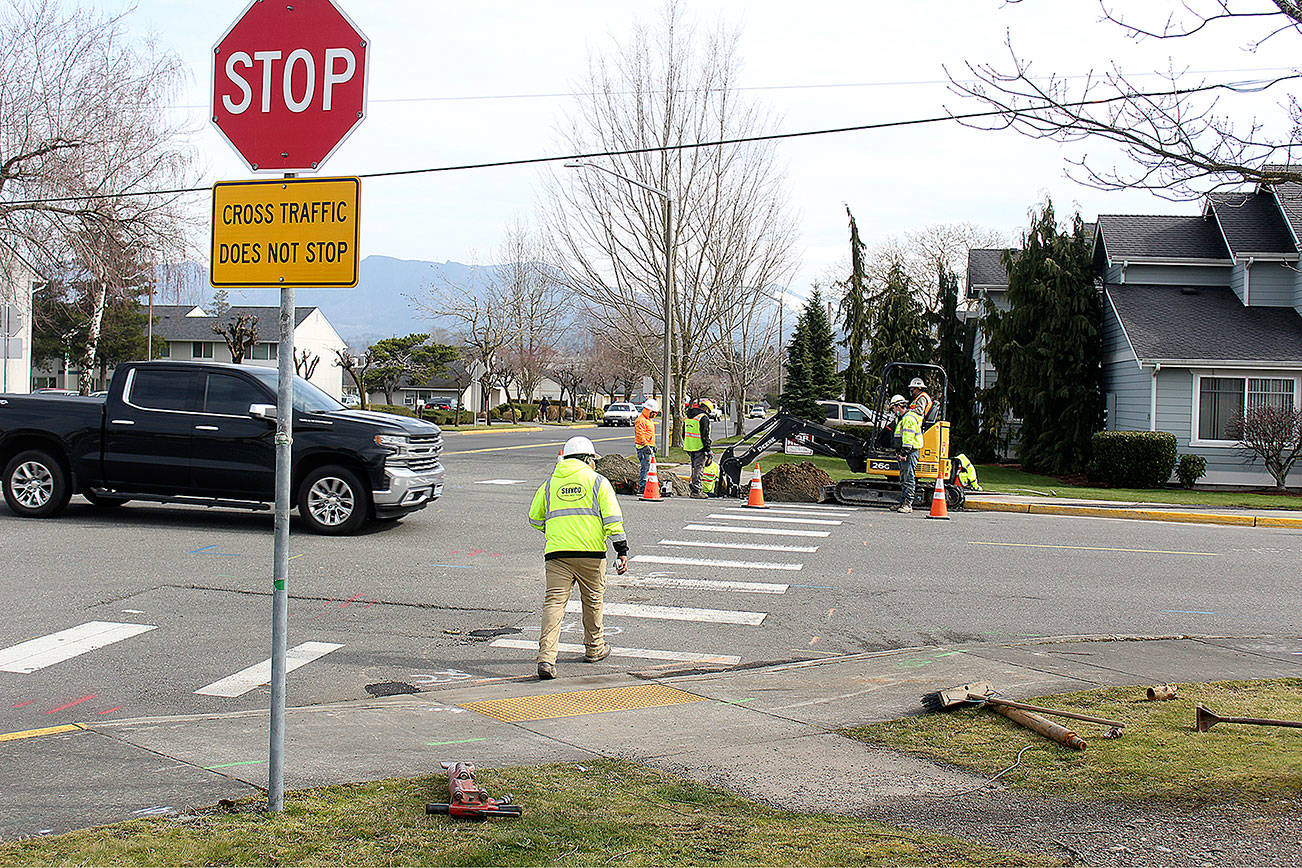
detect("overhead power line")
[3,74,1297,207]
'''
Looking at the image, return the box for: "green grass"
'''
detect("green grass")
[977,465,1301,509]
[844,679,1302,806]
[0,760,1039,866]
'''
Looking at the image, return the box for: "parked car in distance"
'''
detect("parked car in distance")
[602,402,639,426]
[747,404,769,418]
[818,400,878,426]
[429,398,453,410]
[33,388,79,396]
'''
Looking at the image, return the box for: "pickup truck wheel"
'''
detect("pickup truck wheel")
[297,465,369,535]
[3,450,71,518]
[84,490,130,508]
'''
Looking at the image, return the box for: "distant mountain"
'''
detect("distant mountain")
[194,255,502,347]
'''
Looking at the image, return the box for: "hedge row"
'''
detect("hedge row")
[1089,431,1177,488]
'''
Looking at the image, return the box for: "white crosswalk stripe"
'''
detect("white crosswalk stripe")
[721,507,851,518]
[569,600,766,625]
[0,621,157,674]
[608,575,790,594]
[758,502,861,512]
[490,638,740,665]
[633,554,802,572]
[656,538,817,553]
[707,513,841,526]
[194,641,344,697]
[684,523,830,538]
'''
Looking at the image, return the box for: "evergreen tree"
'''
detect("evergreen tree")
[839,207,871,403]
[985,199,1102,474]
[207,287,230,318]
[779,305,820,420]
[865,259,933,401]
[933,261,978,451]
[803,287,839,400]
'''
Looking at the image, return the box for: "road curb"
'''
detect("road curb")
[446,426,546,436]
[965,499,1302,528]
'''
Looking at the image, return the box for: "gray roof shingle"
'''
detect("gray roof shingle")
[966,248,1015,297]
[1268,181,1302,250]
[1205,191,1297,257]
[147,305,316,342]
[1095,214,1231,261]
[1106,283,1302,364]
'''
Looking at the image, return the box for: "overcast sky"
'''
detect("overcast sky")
[129,0,1298,295]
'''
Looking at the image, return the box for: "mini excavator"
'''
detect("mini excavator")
[718,362,965,509]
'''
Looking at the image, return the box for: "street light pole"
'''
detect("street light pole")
[565,161,674,459]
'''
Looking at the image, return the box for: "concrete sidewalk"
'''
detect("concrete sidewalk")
[7,634,1299,839]
[966,492,1302,528]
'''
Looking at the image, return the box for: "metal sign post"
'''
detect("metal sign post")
[269,262,294,813]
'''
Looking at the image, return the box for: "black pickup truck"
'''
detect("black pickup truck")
[0,361,445,534]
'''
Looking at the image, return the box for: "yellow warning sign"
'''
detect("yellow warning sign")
[460,684,706,723]
[210,177,359,287]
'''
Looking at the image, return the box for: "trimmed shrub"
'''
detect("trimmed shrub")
[489,403,540,422]
[426,409,474,426]
[1089,431,1178,488]
[1176,454,1207,490]
[371,404,415,418]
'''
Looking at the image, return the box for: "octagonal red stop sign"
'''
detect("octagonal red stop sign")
[212,0,369,173]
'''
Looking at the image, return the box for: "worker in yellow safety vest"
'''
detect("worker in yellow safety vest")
[528,436,628,680]
[684,399,714,498]
[890,394,923,513]
[701,456,720,496]
[953,453,981,490]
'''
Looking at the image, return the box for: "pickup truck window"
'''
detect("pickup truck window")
[129,369,203,412]
[244,367,345,414]
[204,373,266,416]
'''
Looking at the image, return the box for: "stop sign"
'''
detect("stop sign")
[212,0,369,173]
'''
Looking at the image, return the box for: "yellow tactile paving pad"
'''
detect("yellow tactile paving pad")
[461,684,706,723]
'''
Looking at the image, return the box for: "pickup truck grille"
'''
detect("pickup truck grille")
[407,433,443,473]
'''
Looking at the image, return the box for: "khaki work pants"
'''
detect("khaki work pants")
[537,556,606,664]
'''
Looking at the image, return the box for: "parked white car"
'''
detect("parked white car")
[818,400,878,426]
[602,402,640,426]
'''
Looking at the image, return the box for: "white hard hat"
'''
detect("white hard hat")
[890,394,907,406]
[908,377,926,389]
[642,398,660,412]
[561,435,600,458]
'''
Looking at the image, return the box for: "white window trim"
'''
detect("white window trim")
[1189,370,1300,447]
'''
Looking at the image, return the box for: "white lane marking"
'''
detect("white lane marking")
[490,637,740,665]
[684,523,830,538]
[474,479,526,485]
[608,576,789,594]
[722,507,851,518]
[0,622,157,674]
[707,513,841,526]
[194,641,343,697]
[657,538,817,553]
[632,554,802,572]
[568,600,767,625]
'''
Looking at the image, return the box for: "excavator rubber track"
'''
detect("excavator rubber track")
[826,479,966,509]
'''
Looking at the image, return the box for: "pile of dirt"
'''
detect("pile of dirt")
[595,454,680,496]
[760,462,832,502]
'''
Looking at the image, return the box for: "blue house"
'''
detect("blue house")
[969,182,1302,487]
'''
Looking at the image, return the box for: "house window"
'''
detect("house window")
[249,343,277,360]
[192,341,214,359]
[1196,375,1296,442]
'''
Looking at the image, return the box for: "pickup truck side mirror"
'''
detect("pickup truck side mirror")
[249,403,277,421]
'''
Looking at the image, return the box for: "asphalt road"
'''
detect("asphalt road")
[2,422,1299,740]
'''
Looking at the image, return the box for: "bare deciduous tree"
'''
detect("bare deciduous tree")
[547,1,797,444]
[294,349,320,380]
[333,347,373,410]
[1232,403,1302,490]
[0,1,196,393]
[862,223,1007,314]
[950,1,1302,195]
[497,221,568,407]
[412,267,510,424]
[708,286,780,435]
[213,314,258,364]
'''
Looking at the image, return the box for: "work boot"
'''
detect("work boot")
[537,662,556,679]
[691,492,707,499]
[583,643,611,663]
[898,504,913,514]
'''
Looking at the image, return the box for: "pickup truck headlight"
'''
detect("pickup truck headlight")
[375,434,411,461]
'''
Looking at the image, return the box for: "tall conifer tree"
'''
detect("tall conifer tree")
[984,199,1102,474]
[840,207,871,403]
[804,287,839,400]
[865,260,933,400]
[933,261,978,449]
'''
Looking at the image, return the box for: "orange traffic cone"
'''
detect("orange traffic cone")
[926,471,949,520]
[640,455,663,501]
[745,462,768,509]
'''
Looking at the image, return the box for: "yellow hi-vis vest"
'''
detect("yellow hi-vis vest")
[894,409,923,450]
[954,453,981,490]
[528,459,626,555]
[683,416,704,451]
[702,459,720,494]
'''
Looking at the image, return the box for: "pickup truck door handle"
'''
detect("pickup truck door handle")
[110,419,135,425]
[194,425,219,431]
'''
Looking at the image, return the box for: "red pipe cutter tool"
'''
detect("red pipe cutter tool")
[425,761,522,820]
